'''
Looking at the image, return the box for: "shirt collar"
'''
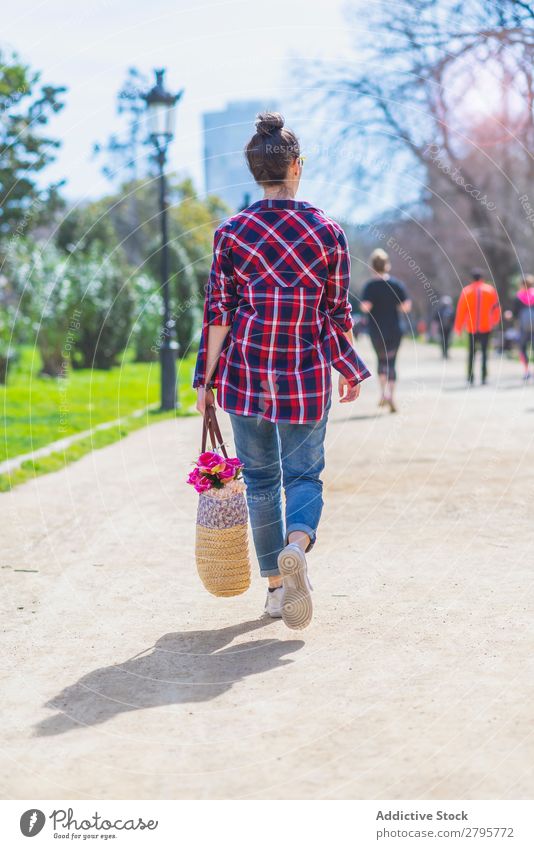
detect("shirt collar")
[245,198,315,211]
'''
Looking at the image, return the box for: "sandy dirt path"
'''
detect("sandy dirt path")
[1,339,534,800]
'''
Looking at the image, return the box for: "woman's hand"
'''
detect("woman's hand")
[196,386,215,414]
[338,376,361,403]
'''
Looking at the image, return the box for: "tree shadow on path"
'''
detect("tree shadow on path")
[35,618,303,737]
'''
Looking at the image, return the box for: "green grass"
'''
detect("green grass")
[0,348,196,491]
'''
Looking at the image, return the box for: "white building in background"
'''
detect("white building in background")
[203,100,278,212]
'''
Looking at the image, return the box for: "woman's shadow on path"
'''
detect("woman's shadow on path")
[35,618,303,737]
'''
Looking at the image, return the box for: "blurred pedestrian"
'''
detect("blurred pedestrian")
[361,248,412,413]
[433,295,455,359]
[417,319,427,339]
[504,274,534,380]
[454,269,501,385]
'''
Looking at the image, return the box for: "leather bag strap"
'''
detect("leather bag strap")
[201,404,229,458]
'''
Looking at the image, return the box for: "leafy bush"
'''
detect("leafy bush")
[66,246,136,370]
[0,303,17,383]
[6,240,74,376]
[132,274,161,363]
[170,240,201,357]
[5,239,136,373]
[145,237,201,358]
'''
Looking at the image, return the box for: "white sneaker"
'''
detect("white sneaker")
[264,586,284,618]
[277,543,314,630]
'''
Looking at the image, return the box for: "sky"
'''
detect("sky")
[2,0,374,216]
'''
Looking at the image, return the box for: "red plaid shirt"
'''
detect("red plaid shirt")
[193,198,371,423]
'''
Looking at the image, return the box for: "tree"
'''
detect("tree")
[6,238,136,374]
[92,70,230,351]
[167,239,199,356]
[312,0,534,301]
[0,300,17,383]
[66,246,136,370]
[55,200,138,368]
[6,240,74,376]
[55,198,121,256]
[132,274,162,363]
[93,67,150,184]
[0,50,66,240]
[58,177,229,360]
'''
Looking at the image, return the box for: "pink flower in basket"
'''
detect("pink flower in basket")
[187,450,244,492]
[187,467,213,493]
[221,456,244,474]
[197,451,227,474]
[219,462,238,481]
[224,457,244,470]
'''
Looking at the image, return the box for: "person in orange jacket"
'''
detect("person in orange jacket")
[454,269,501,385]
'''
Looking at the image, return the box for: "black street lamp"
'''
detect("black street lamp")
[143,69,183,411]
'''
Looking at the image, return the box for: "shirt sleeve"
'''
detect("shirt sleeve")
[328,325,371,386]
[193,225,237,389]
[325,227,354,332]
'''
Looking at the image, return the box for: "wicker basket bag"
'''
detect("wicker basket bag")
[194,405,251,597]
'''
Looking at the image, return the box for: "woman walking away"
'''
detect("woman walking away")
[505,274,534,380]
[360,249,412,413]
[194,112,370,630]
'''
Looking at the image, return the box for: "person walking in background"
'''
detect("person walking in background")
[194,112,370,630]
[360,249,412,413]
[454,268,501,385]
[433,295,455,359]
[505,274,534,380]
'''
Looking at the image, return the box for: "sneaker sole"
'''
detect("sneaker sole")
[278,547,313,630]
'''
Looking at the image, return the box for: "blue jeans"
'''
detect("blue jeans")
[228,400,331,577]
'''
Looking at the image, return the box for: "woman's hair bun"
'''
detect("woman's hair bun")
[245,112,299,186]
[255,112,285,136]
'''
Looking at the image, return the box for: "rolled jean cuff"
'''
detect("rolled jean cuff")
[260,566,282,578]
[285,523,317,553]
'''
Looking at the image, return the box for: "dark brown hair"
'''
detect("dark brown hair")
[244,112,300,187]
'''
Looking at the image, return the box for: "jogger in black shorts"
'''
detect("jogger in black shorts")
[369,333,401,383]
[361,249,411,413]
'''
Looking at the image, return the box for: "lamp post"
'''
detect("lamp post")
[143,69,183,411]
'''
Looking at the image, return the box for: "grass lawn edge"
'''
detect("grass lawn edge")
[0,404,196,493]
